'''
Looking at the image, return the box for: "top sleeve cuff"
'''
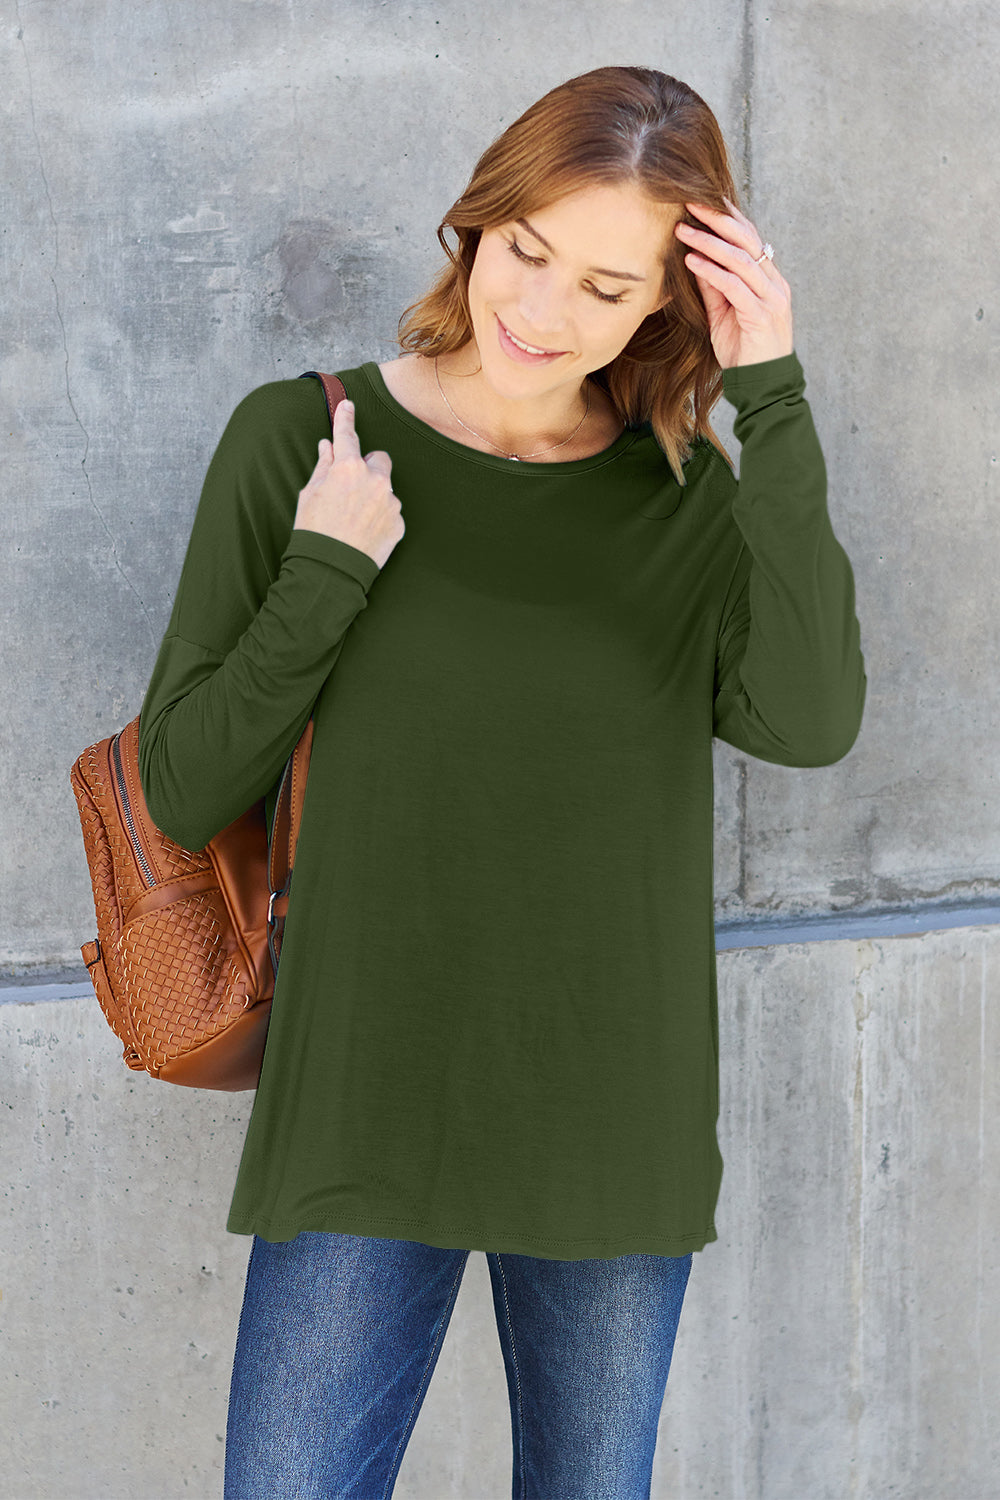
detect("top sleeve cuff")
[283,527,382,593]
[721,351,805,411]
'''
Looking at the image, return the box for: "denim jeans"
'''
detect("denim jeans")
[224,1230,693,1500]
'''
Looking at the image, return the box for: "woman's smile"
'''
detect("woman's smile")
[496,313,568,364]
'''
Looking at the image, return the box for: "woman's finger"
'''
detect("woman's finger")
[332,398,361,458]
[684,201,773,267]
[720,196,763,241]
[688,267,731,326]
[683,252,770,318]
[676,221,778,291]
[304,439,333,484]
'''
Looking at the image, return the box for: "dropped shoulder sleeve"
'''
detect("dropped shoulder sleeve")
[138,378,381,852]
[712,352,867,766]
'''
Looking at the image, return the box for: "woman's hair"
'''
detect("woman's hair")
[396,65,741,483]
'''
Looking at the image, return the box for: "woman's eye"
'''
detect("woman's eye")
[507,237,544,268]
[504,238,625,305]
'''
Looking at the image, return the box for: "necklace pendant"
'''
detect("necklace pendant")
[510,454,520,462]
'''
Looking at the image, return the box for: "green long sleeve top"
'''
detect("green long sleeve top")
[138,351,866,1260]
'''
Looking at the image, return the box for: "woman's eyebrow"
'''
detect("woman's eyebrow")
[515,218,647,282]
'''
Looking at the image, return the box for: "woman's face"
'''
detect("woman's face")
[465,182,680,393]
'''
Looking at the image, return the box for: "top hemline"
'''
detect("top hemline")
[225,1208,718,1259]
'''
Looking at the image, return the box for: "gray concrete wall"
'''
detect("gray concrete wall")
[5,923,998,1498]
[2,1,997,1496]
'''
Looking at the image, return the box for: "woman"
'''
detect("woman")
[138,65,865,1500]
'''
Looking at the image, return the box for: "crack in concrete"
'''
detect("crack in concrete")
[739,0,755,210]
[286,0,306,215]
[736,756,749,903]
[976,947,987,1445]
[15,3,156,648]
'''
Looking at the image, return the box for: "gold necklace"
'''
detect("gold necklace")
[434,356,592,461]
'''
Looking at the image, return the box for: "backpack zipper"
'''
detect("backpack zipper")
[112,731,156,888]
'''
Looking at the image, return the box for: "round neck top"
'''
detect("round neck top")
[137,350,866,1261]
[360,360,647,476]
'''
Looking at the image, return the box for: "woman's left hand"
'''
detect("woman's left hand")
[675,199,794,369]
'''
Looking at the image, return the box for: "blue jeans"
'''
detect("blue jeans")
[224,1231,692,1499]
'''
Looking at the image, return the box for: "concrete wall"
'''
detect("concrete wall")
[6,924,998,1498]
[2,1,997,1495]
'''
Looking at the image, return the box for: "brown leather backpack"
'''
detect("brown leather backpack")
[69,370,346,1090]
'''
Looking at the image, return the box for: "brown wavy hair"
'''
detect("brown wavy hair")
[396,65,740,483]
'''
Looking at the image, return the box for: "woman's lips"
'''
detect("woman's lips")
[496,314,566,365]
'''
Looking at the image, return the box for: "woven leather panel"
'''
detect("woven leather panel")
[118,889,249,1071]
[74,743,134,927]
[71,762,135,1054]
[152,833,209,881]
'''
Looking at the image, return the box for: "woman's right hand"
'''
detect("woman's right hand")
[292,398,405,571]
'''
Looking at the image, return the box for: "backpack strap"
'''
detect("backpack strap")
[299,370,348,432]
[266,719,314,975]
